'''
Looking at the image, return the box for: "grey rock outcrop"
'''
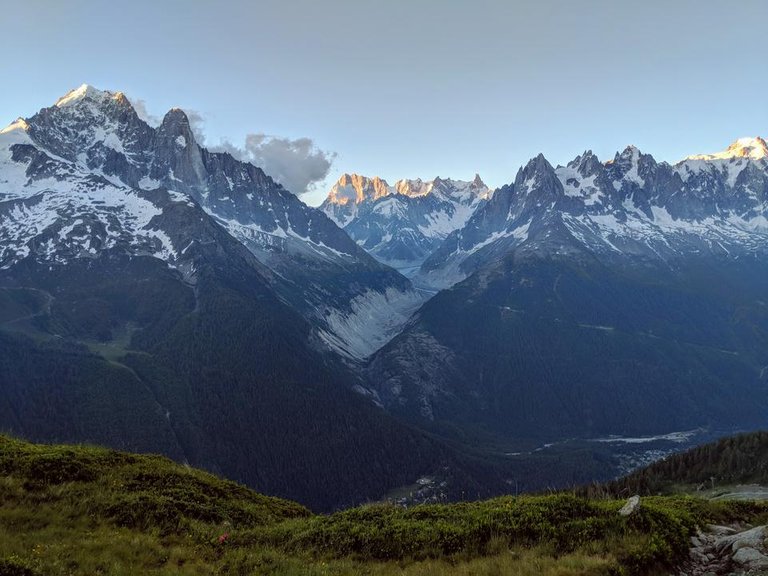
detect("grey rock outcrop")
[678,525,768,576]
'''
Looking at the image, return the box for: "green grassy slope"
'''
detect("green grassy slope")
[2,435,768,575]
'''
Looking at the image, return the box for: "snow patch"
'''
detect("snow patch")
[55,84,112,108]
[685,137,768,161]
[0,127,180,268]
[318,287,424,359]
[138,176,162,189]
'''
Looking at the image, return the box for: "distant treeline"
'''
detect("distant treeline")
[581,431,768,498]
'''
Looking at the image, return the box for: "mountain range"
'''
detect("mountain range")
[2,85,422,360]
[418,139,768,288]
[2,84,767,510]
[321,173,491,275]
[0,85,508,510]
[366,138,768,444]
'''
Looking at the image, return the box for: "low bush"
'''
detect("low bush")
[2,434,767,576]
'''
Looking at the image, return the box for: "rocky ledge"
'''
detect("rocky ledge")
[678,524,768,576]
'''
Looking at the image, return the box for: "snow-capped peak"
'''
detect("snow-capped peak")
[566,150,602,178]
[54,84,123,108]
[603,145,639,166]
[685,137,768,162]
[325,173,491,208]
[605,145,654,189]
[0,117,30,135]
[393,176,490,199]
[517,153,555,184]
[321,172,492,271]
[394,178,432,197]
[0,118,34,154]
[620,144,639,157]
[326,173,392,205]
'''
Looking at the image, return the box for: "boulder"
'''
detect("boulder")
[732,545,768,568]
[719,525,766,553]
[619,495,641,516]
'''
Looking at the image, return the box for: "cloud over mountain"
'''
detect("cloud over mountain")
[239,133,335,196]
[182,108,336,196]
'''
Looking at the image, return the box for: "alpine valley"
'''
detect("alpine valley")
[321,172,491,277]
[1,85,767,511]
[367,140,768,448]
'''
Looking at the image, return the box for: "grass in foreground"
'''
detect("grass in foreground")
[1,435,767,575]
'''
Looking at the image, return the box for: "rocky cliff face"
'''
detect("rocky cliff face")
[321,173,491,273]
[418,141,768,288]
[2,84,422,359]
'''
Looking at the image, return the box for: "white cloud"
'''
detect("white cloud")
[184,109,207,145]
[128,96,160,127]
[126,96,334,196]
[210,134,335,196]
[242,134,335,196]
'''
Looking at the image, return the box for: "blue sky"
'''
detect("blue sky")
[1,0,766,205]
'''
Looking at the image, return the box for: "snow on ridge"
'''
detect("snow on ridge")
[0,118,31,136]
[418,141,768,294]
[321,173,492,270]
[675,153,759,190]
[417,200,488,239]
[0,128,180,268]
[467,221,531,254]
[326,174,392,206]
[0,178,175,267]
[372,196,406,217]
[418,220,532,290]
[324,173,489,207]
[394,177,432,197]
[210,211,357,260]
[55,84,117,108]
[570,205,768,256]
[555,166,601,202]
[684,136,768,162]
[607,146,645,190]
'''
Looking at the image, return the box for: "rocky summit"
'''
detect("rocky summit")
[321,173,491,274]
[419,142,768,289]
[1,85,422,359]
